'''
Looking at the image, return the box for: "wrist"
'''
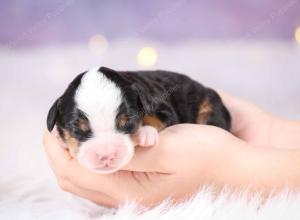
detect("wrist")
[269,116,300,149]
[215,141,300,194]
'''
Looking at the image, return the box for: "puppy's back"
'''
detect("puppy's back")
[120,70,231,130]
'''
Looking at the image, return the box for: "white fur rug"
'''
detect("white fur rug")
[2,174,300,220]
[1,41,299,219]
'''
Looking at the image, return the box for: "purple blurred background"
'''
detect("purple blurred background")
[1,0,300,48]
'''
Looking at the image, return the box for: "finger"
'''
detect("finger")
[123,129,175,173]
[44,130,126,197]
[122,124,210,173]
[57,179,118,208]
[43,130,73,171]
[43,130,137,198]
[43,130,72,160]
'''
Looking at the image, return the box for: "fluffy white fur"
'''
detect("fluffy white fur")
[2,175,300,220]
[75,67,122,132]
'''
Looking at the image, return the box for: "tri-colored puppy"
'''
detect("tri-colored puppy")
[47,67,231,173]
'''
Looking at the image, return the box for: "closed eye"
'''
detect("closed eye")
[67,110,92,142]
[116,112,140,134]
[78,118,90,132]
[117,113,128,128]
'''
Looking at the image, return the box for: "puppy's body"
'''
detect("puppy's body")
[47,67,231,173]
[117,69,230,130]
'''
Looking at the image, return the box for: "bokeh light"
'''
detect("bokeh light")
[88,34,109,55]
[137,47,158,67]
[295,26,300,44]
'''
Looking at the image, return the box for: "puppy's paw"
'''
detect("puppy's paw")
[137,126,159,147]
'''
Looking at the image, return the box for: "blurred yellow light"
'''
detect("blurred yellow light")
[137,47,158,67]
[295,26,300,44]
[89,34,108,55]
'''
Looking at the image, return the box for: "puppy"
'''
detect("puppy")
[47,67,231,173]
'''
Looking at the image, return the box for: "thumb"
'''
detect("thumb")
[122,128,178,173]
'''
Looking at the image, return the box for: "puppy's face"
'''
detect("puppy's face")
[47,67,143,173]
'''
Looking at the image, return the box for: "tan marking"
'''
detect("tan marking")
[197,98,213,124]
[79,119,90,132]
[142,115,165,131]
[63,129,80,157]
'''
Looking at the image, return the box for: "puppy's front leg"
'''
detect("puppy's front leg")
[136,114,169,147]
[133,114,168,147]
[136,125,159,147]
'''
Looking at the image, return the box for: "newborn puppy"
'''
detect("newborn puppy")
[47,67,231,173]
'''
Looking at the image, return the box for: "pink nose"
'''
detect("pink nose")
[84,149,118,168]
[97,152,116,163]
[78,136,134,173]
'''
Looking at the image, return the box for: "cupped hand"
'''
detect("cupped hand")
[217,90,273,147]
[218,90,300,149]
[43,91,300,207]
[43,124,240,207]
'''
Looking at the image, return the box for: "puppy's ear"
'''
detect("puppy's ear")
[99,66,131,86]
[131,83,153,115]
[47,98,60,131]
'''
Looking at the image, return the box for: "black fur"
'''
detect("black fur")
[47,67,231,143]
[113,68,231,131]
[47,72,92,141]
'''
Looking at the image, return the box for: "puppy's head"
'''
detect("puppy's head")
[47,67,144,173]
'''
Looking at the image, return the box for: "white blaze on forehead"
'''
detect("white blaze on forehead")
[75,67,122,131]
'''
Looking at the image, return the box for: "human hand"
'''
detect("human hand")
[43,91,300,207]
[218,90,300,149]
[43,124,241,207]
